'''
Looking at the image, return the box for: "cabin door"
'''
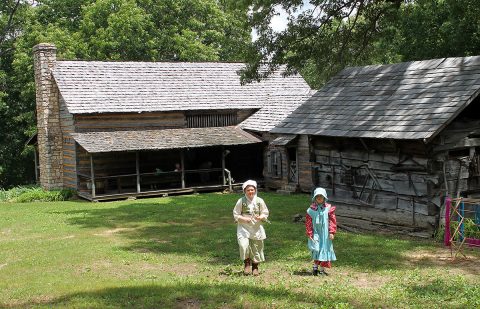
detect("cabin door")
[287,147,298,184]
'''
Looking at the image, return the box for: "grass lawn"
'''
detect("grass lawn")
[0,192,478,308]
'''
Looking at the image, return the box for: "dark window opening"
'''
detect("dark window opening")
[187,113,237,128]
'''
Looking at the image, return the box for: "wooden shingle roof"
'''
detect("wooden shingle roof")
[239,91,316,132]
[53,61,311,118]
[272,56,480,141]
[70,126,262,153]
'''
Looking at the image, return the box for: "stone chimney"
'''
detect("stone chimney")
[33,43,63,189]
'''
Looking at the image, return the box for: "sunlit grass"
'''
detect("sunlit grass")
[0,192,478,308]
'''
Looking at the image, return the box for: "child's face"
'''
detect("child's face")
[315,195,325,204]
[245,186,256,199]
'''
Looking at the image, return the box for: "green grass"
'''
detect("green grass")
[0,192,478,308]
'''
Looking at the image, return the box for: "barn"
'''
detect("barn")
[267,56,480,236]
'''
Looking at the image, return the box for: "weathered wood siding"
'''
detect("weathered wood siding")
[59,96,76,189]
[431,118,480,197]
[298,135,314,191]
[74,112,186,132]
[262,133,289,190]
[237,109,256,124]
[298,136,441,233]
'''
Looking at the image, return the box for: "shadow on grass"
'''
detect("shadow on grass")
[58,193,438,271]
[11,282,346,308]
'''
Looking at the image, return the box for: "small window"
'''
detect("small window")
[186,113,237,128]
[267,150,282,178]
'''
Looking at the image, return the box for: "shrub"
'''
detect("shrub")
[0,186,75,202]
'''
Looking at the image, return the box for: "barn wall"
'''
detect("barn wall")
[300,135,442,234]
[431,118,480,197]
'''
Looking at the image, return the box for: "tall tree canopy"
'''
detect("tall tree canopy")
[0,1,34,188]
[242,0,480,88]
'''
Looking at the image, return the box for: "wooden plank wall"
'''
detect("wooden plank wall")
[262,134,315,192]
[262,133,289,190]
[301,136,442,233]
[74,111,186,132]
[59,94,76,189]
[431,118,480,197]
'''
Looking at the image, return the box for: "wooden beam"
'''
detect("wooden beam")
[90,154,96,198]
[180,150,185,189]
[221,146,226,185]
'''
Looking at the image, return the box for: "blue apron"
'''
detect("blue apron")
[307,205,336,261]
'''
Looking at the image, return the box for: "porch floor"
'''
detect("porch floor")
[77,183,242,202]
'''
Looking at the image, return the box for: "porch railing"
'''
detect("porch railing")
[78,167,233,198]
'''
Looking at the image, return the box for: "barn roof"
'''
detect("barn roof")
[239,90,316,132]
[70,126,262,153]
[272,56,480,141]
[53,61,312,132]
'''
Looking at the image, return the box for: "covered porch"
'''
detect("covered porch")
[71,126,264,201]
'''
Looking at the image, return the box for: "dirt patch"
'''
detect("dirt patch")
[343,271,390,289]
[167,263,199,276]
[404,247,479,277]
[175,298,201,309]
[93,227,135,237]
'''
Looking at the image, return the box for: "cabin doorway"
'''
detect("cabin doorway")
[287,146,298,184]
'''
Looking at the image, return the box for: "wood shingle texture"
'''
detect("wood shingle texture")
[70,126,262,153]
[239,91,316,132]
[272,56,480,141]
[53,61,311,114]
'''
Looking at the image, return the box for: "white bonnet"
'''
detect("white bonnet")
[242,180,257,191]
[312,187,328,201]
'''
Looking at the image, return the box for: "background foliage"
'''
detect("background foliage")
[1,0,480,188]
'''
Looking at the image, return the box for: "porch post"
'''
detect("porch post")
[90,154,96,198]
[221,147,226,185]
[136,151,140,193]
[180,150,185,188]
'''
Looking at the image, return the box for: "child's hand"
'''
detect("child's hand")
[329,233,334,240]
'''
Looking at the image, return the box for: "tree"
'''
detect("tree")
[242,0,480,88]
[242,0,403,88]
[0,1,34,188]
[393,0,480,60]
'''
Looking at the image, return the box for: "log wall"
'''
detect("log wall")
[296,136,442,234]
[59,97,76,189]
[74,111,185,132]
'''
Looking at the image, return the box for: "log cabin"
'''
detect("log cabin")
[268,56,480,236]
[31,43,313,201]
